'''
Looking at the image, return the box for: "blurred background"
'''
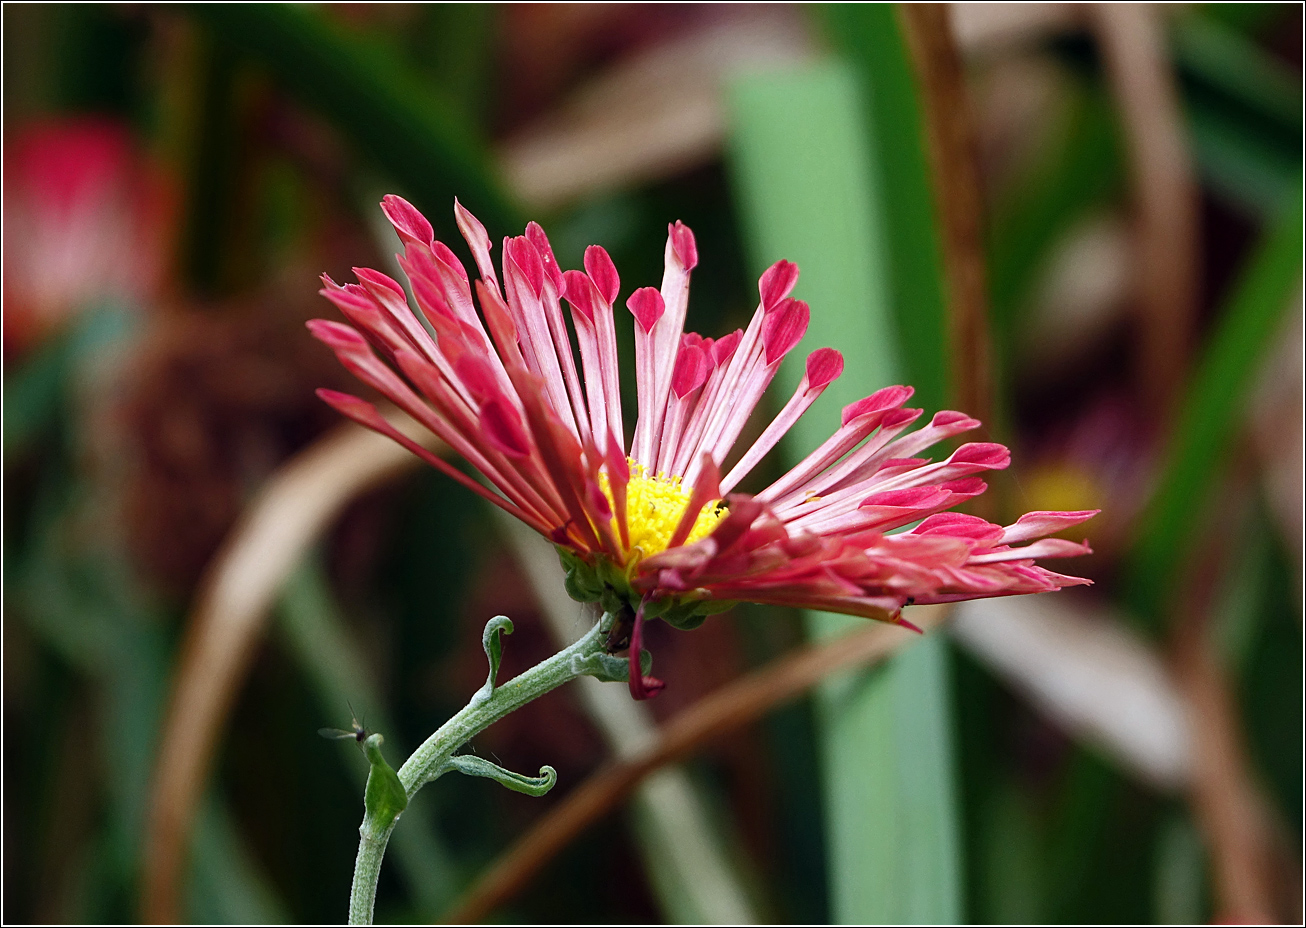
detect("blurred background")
[2,3,1301,924]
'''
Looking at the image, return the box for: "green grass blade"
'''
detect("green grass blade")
[277,558,460,918]
[1127,179,1303,628]
[728,57,961,923]
[185,4,520,232]
[820,4,949,411]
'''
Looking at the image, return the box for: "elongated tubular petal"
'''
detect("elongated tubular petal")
[516,376,606,554]
[540,271,591,445]
[790,486,958,536]
[398,240,478,329]
[309,321,555,526]
[813,410,980,497]
[783,439,1003,528]
[454,197,500,294]
[645,222,697,468]
[675,302,767,475]
[770,408,923,516]
[861,442,1010,496]
[655,342,710,473]
[577,432,621,556]
[721,347,843,493]
[999,509,1100,544]
[353,267,443,361]
[316,389,550,534]
[503,236,578,434]
[585,250,626,449]
[966,538,1093,564]
[318,278,417,362]
[563,276,608,452]
[627,286,665,465]
[325,274,476,412]
[691,299,811,484]
[756,385,915,504]
[396,247,516,402]
[527,223,591,444]
[605,428,631,550]
[665,455,722,552]
[391,347,565,526]
[667,329,742,476]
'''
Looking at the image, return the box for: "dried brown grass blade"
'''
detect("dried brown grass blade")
[901,3,995,430]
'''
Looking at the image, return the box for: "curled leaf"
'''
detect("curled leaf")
[448,755,558,797]
[476,615,514,702]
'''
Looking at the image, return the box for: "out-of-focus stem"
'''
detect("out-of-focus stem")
[347,621,605,925]
[496,511,760,924]
[1094,3,1200,420]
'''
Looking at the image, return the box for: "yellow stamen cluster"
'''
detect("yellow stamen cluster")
[600,460,726,562]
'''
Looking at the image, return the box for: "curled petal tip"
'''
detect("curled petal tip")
[805,347,843,389]
[669,220,697,270]
[627,287,665,332]
[759,259,800,310]
[584,245,620,304]
[895,613,924,634]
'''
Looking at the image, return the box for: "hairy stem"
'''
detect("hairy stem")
[348,619,605,925]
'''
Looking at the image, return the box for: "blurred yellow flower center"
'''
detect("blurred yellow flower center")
[601,460,726,561]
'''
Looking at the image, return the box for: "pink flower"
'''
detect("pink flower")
[311,197,1096,698]
[3,118,173,356]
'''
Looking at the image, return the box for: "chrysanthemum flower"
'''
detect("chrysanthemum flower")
[310,197,1096,698]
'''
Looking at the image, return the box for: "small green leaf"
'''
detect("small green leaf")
[477,615,514,701]
[447,755,558,798]
[362,734,408,829]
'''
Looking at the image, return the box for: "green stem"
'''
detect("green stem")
[347,619,606,925]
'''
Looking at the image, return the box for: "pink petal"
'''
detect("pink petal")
[454,197,499,291]
[669,220,698,270]
[806,348,844,389]
[1000,510,1100,545]
[759,259,800,311]
[381,194,433,248]
[761,298,810,364]
[627,286,665,332]
[584,245,620,304]
[842,385,914,426]
[525,221,564,294]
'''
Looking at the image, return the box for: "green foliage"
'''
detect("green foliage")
[185,4,519,233]
[728,52,962,923]
[1128,180,1303,629]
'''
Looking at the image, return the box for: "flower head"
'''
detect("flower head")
[3,118,172,355]
[311,197,1096,697]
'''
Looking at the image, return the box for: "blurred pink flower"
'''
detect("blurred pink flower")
[312,197,1096,697]
[3,118,173,354]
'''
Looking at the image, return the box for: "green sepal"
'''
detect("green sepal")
[661,598,738,630]
[569,648,652,682]
[558,547,603,603]
[475,615,513,703]
[570,650,630,682]
[447,755,558,797]
[362,733,408,828]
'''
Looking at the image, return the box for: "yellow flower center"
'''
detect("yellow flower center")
[600,460,726,562]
